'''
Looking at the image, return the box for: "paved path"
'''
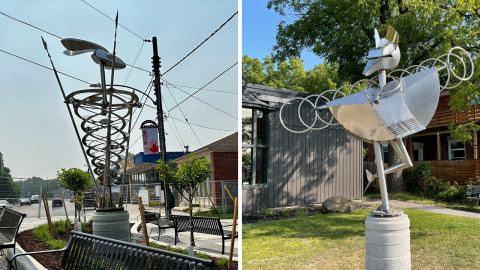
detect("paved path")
[364,198,480,219]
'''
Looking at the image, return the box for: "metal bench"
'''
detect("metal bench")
[171,215,237,255]
[143,211,175,241]
[0,207,26,256]
[8,230,215,270]
[467,185,480,206]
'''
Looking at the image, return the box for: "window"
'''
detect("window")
[242,108,267,185]
[449,141,466,160]
[413,142,424,161]
[381,144,389,163]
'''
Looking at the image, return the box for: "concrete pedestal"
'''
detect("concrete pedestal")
[92,210,130,242]
[365,214,411,270]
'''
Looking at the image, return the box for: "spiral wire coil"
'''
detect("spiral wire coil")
[65,88,140,179]
[280,47,474,134]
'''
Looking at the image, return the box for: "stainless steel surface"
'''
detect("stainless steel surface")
[373,141,389,210]
[279,25,475,216]
[91,49,126,70]
[61,38,107,55]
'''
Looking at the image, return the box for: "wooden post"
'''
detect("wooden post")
[228,197,238,268]
[61,193,69,221]
[138,197,149,246]
[129,175,134,204]
[42,191,54,235]
[115,193,120,206]
[474,130,478,160]
[437,133,441,160]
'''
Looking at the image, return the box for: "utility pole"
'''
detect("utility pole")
[151,37,169,220]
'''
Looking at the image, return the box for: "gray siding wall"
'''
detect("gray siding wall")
[266,103,363,208]
[242,186,268,214]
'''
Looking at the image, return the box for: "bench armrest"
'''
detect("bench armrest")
[9,247,68,265]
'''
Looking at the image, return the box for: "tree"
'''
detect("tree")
[267,0,480,139]
[156,154,212,249]
[0,167,21,202]
[266,0,480,191]
[56,168,93,223]
[243,55,350,95]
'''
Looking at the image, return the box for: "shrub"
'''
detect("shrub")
[281,209,291,218]
[216,258,229,267]
[56,226,66,235]
[81,223,88,233]
[296,209,307,217]
[195,253,210,259]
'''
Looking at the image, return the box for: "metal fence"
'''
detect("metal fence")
[222,180,238,214]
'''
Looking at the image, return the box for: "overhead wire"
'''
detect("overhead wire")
[80,0,150,42]
[165,118,185,150]
[162,78,237,119]
[142,103,235,132]
[0,49,91,84]
[162,83,237,94]
[168,62,237,111]
[0,11,148,72]
[0,11,63,39]
[163,83,202,146]
[163,11,238,75]
[158,98,186,147]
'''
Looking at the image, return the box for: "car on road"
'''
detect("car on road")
[52,198,63,208]
[0,200,13,208]
[30,195,40,204]
[20,198,31,206]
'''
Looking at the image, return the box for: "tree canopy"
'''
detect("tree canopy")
[56,168,93,195]
[0,167,20,200]
[262,0,480,141]
[243,55,349,94]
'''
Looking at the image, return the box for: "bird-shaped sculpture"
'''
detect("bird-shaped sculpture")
[280,26,474,216]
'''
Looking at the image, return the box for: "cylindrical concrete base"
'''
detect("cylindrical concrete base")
[92,210,130,242]
[365,214,411,270]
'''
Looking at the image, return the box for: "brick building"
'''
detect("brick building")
[173,132,238,206]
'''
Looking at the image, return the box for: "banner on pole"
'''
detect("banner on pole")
[141,128,159,155]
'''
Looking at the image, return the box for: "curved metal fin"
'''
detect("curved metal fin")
[385,25,399,44]
[374,28,381,48]
[63,49,96,56]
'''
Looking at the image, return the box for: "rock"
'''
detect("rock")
[322,196,352,213]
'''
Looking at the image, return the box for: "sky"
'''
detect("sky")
[0,0,238,179]
[242,0,323,71]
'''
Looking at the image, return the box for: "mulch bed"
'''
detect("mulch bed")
[16,222,236,270]
[242,201,374,224]
[16,222,96,270]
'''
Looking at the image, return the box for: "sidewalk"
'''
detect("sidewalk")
[364,198,480,219]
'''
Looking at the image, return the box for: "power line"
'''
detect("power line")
[143,103,235,132]
[163,83,202,146]
[129,134,143,148]
[165,118,185,150]
[163,11,238,75]
[159,98,186,147]
[163,78,237,119]
[167,62,238,113]
[121,43,145,88]
[0,10,149,73]
[80,0,150,42]
[163,83,237,94]
[0,49,91,84]
[0,11,63,39]
[168,116,236,132]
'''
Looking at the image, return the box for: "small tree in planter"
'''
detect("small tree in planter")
[156,154,212,252]
[56,168,93,230]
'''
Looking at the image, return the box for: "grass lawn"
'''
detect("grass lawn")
[243,209,480,270]
[365,191,480,213]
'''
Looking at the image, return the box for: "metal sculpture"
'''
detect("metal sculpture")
[280,26,474,216]
[59,19,142,208]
